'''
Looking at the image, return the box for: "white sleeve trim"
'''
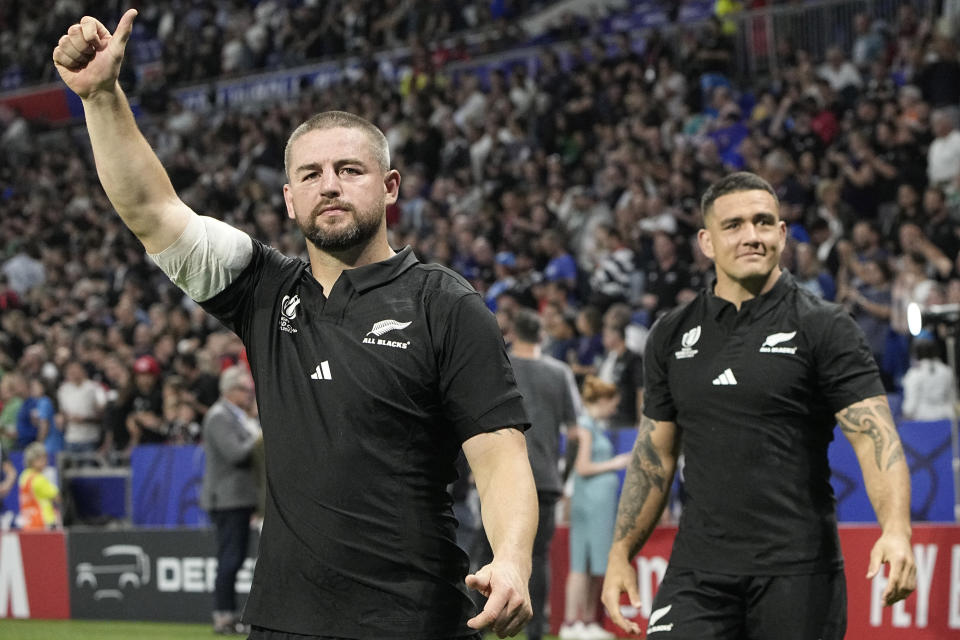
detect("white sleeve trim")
[148,215,253,302]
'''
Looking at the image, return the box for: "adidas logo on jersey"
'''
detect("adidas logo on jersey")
[310,361,332,380]
[712,368,738,386]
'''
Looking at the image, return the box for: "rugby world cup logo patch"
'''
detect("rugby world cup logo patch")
[674,325,701,359]
[278,295,300,334]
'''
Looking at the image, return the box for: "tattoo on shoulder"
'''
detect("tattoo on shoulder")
[614,415,669,550]
[837,397,904,472]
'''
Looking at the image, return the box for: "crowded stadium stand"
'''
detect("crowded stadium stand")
[2,0,960,636]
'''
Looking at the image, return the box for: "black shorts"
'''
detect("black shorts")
[646,566,846,640]
[248,626,482,640]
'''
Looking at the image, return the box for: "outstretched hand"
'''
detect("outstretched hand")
[466,559,532,638]
[52,9,138,99]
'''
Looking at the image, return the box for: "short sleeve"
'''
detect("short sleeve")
[435,293,529,443]
[200,240,293,342]
[811,306,885,413]
[640,318,676,422]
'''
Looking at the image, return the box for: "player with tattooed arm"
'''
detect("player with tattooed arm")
[601,172,915,639]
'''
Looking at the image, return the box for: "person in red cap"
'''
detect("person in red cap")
[120,355,167,451]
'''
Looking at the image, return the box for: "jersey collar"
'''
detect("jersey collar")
[341,246,420,293]
[706,270,795,319]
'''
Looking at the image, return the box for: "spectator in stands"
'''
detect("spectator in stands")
[589,224,636,310]
[794,242,836,301]
[57,362,106,456]
[0,372,26,452]
[162,375,203,445]
[818,45,863,103]
[1,242,45,297]
[641,231,690,319]
[541,229,579,298]
[901,339,957,422]
[927,107,960,188]
[15,377,56,452]
[839,258,895,388]
[0,457,15,500]
[569,306,604,383]
[851,12,887,70]
[922,186,960,263]
[597,305,644,430]
[17,441,60,530]
[202,366,261,636]
[121,355,167,449]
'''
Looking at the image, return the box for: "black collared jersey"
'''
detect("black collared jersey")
[201,241,528,638]
[643,271,883,575]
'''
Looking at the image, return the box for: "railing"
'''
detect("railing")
[730,0,940,81]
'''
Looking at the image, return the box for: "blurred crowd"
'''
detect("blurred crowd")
[1,0,552,92]
[2,2,960,468]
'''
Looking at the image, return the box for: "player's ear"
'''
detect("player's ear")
[384,169,401,205]
[283,183,296,220]
[697,227,715,260]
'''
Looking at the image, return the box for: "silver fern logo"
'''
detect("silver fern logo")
[366,320,412,337]
[363,319,412,349]
[760,330,798,354]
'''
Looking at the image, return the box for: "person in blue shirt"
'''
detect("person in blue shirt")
[16,378,58,454]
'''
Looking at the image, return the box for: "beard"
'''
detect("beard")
[295,199,384,252]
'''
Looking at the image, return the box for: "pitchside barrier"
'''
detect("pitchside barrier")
[2,524,960,637]
[0,420,957,634]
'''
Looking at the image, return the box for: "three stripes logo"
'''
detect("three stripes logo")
[712,368,738,386]
[310,361,332,381]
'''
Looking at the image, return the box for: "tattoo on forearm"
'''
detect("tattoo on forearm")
[838,397,903,472]
[614,416,668,554]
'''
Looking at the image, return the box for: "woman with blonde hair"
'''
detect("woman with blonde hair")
[18,442,60,530]
[559,376,632,640]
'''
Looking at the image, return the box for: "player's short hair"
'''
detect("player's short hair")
[284,111,391,180]
[512,308,542,344]
[700,172,779,226]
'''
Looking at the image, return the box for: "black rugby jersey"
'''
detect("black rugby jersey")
[201,241,528,638]
[644,271,883,575]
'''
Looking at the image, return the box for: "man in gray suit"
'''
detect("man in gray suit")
[473,308,580,640]
[202,365,261,635]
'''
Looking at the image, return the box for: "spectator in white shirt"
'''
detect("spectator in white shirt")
[901,339,957,422]
[57,362,106,454]
[927,107,960,187]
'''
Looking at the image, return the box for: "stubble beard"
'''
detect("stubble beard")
[296,200,384,252]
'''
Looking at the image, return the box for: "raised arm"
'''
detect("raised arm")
[601,414,680,634]
[462,427,537,639]
[836,394,916,606]
[52,10,192,253]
